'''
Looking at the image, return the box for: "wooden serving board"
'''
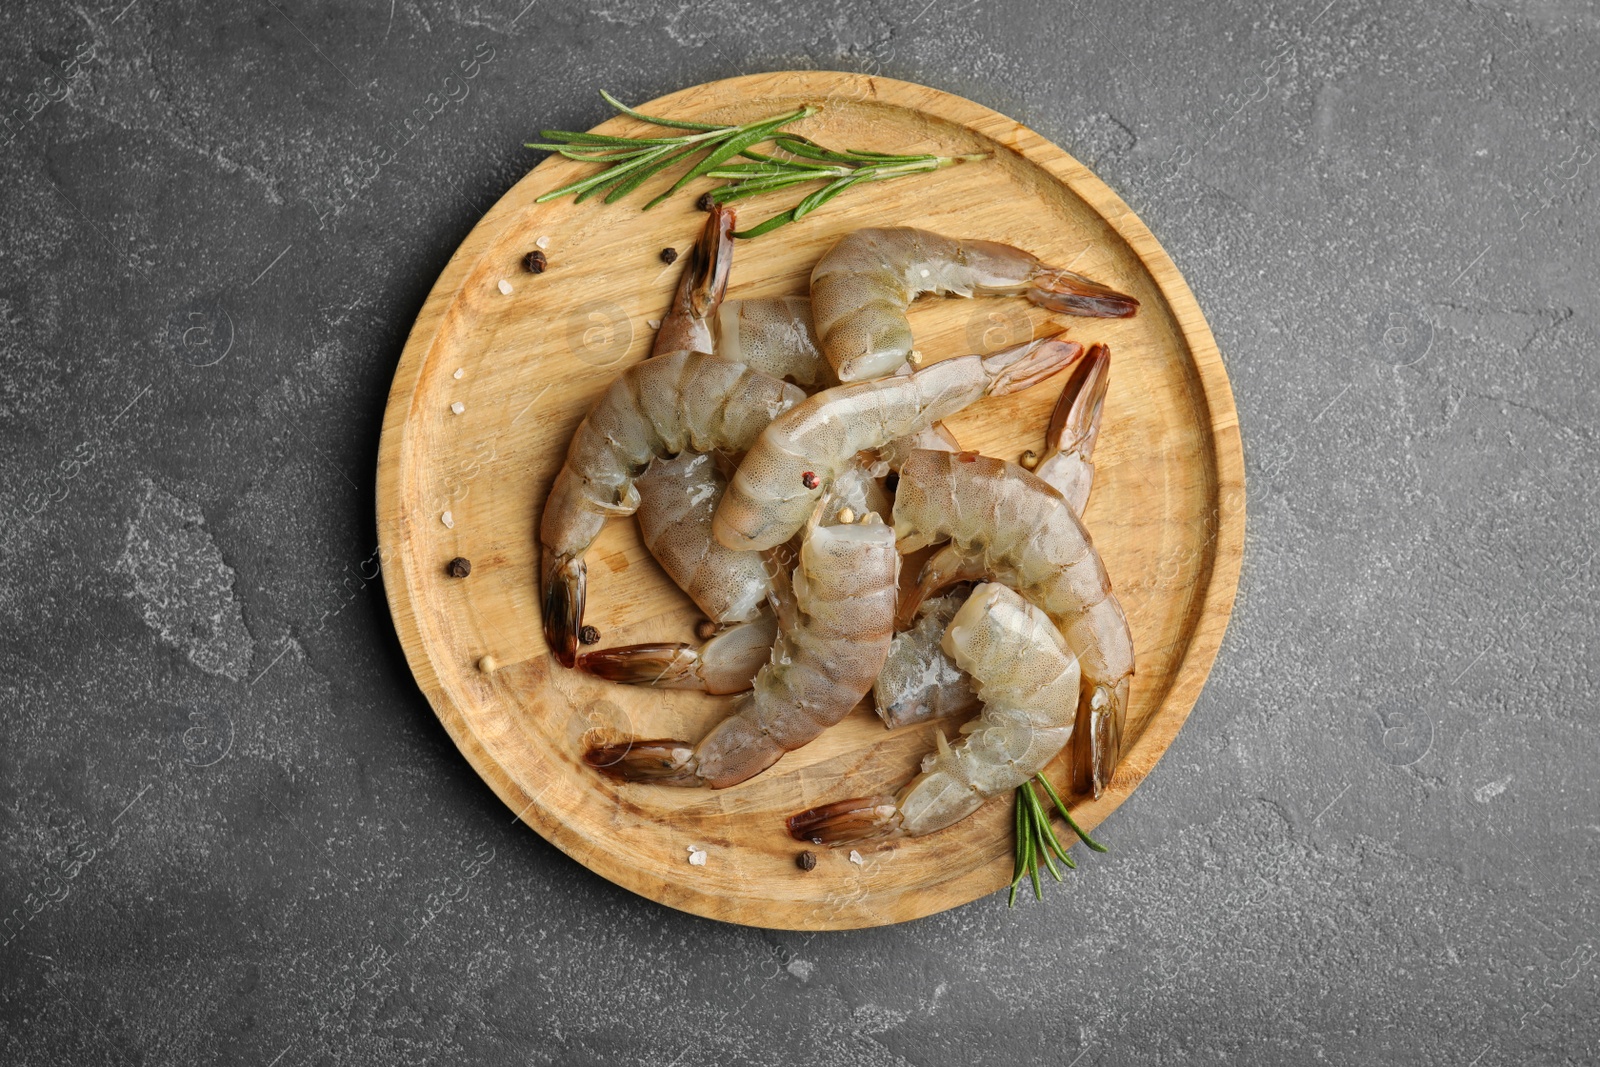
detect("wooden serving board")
[376,72,1244,929]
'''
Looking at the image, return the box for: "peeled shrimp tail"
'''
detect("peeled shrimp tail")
[789,796,902,843]
[584,740,700,784]
[1070,676,1130,798]
[651,204,735,357]
[541,551,586,669]
[1034,343,1111,511]
[578,613,778,695]
[1026,267,1139,319]
[979,333,1084,396]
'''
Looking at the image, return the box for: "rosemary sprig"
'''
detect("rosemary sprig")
[1009,774,1108,907]
[527,91,987,238]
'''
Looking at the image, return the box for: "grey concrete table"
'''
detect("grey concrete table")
[2,1,1595,1063]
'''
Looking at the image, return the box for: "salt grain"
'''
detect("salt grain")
[849,850,864,866]
[647,319,662,330]
[536,235,551,249]
[441,510,454,528]
[451,401,465,415]
[453,367,464,379]
[497,279,513,295]
[687,845,708,867]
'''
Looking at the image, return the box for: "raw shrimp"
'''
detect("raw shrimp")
[584,511,900,788]
[712,333,1083,553]
[891,447,1135,798]
[872,344,1113,729]
[810,227,1138,381]
[538,349,805,667]
[788,583,1081,841]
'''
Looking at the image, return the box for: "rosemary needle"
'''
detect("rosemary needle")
[1008,774,1110,907]
[529,90,987,238]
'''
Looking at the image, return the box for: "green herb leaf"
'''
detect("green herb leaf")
[603,142,708,203]
[1036,773,1108,852]
[599,89,729,132]
[643,106,814,210]
[529,94,986,238]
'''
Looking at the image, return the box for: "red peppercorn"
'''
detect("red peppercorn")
[801,471,819,490]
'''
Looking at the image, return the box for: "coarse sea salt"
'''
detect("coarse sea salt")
[497,279,513,295]
[849,850,864,866]
[441,510,455,528]
[535,235,551,249]
[453,367,464,379]
[451,401,465,415]
[647,318,662,330]
[687,845,708,867]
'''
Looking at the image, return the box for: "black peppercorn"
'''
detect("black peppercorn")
[524,250,548,273]
[695,192,714,211]
[578,624,601,645]
[796,850,817,872]
[660,247,678,264]
[447,557,472,579]
[884,472,899,493]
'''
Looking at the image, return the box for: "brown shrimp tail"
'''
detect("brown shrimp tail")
[980,333,1084,397]
[1070,680,1128,798]
[1027,267,1139,318]
[652,204,736,357]
[898,545,985,629]
[1047,343,1111,460]
[787,795,902,843]
[541,554,585,669]
[579,643,703,688]
[583,739,703,785]
[579,636,765,696]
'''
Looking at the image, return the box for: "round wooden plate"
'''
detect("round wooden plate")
[376,72,1243,929]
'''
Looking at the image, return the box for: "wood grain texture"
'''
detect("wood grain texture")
[375,72,1245,929]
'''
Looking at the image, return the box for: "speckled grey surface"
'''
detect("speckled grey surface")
[2,0,1597,1063]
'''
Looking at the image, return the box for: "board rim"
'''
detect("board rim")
[375,71,1245,929]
